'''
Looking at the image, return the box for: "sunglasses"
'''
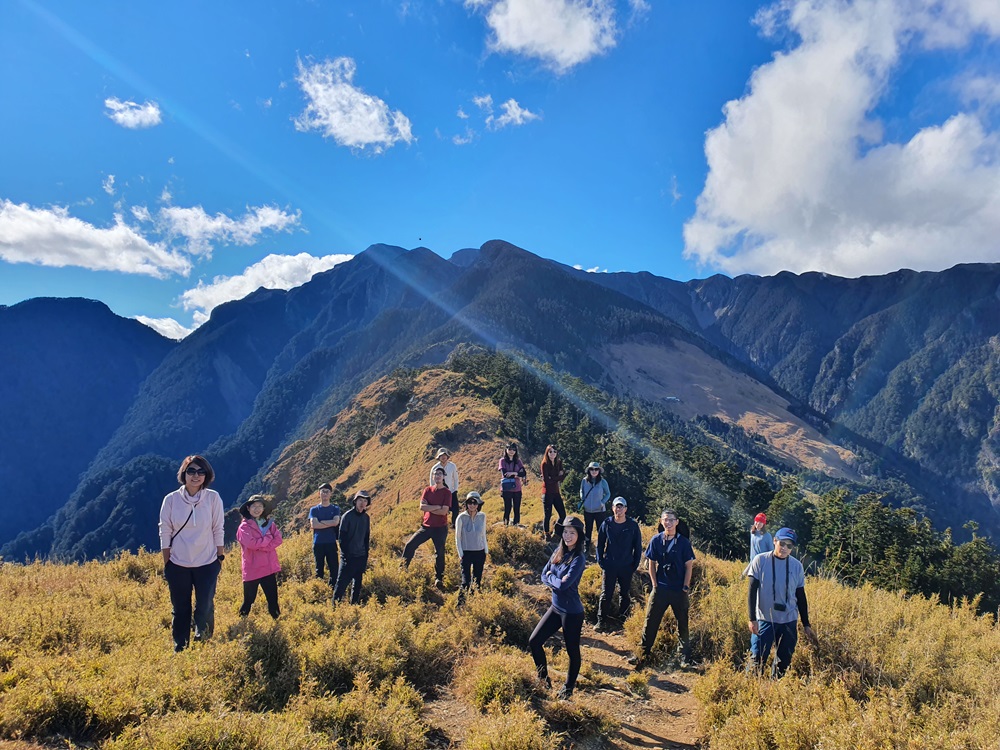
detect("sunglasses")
[185,467,207,476]
[777,540,795,549]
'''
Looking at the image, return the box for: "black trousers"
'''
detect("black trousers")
[501,491,522,525]
[598,565,635,625]
[543,492,566,535]
[402,525,448,580]
[164,558,221,651]
[240,573,280,618]
[334,554,368,604]
[313,542,339,585]
[640,587,690,658]
[451,491,459,527]
[529,606,584,693]
[460,549,487,589]
[584,511,606,549]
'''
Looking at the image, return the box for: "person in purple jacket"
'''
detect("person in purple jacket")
[528,515,587,700]
[236,495,283,619]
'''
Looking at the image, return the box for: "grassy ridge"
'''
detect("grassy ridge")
[2,527,998,748]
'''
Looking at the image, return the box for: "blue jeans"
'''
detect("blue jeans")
[755,620,798,677]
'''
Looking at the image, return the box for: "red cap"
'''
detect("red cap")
[754,513,767,523]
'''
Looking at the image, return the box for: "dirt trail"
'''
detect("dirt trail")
[425,575,703,749]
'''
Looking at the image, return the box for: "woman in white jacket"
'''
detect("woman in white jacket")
[158,455,225,652]
[455,491,488,590]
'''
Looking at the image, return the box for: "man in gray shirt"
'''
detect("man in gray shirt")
[747,527,816,677]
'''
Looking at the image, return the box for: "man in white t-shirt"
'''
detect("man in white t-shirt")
[747,527,816,677]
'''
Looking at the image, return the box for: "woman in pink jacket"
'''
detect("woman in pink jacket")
[237,495,283,619]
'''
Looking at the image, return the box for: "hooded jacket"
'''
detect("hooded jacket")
[237,518,283,582]
[579,476,611,513]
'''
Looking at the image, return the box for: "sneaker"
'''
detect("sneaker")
[594,622,610,634]
[434,578,445,591]
[556,686,573,701]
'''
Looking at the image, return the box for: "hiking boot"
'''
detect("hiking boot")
[594,622,611,634]
[434,578,445,591]
[556,686,573,701]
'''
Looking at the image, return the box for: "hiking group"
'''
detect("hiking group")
[159,446,814,696]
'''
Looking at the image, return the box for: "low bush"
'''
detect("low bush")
[465,700,558,750]
[454,649,539,711]
[488,526,550,570]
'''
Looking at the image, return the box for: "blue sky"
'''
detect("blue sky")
[1,0,998,338]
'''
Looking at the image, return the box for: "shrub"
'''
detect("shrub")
[225,620,300,711]
[538,696,618,738]
[624,671,649,699]
[489,564,520,596]
[105,710,320,750]
[463,590,539,648]
[454,650,539,711]
[488,526,550,570]
[294,673,426,750]
[465,700,558,750]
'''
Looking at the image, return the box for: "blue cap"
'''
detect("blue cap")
[775,527,797,543]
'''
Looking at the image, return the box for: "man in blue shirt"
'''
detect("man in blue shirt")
[747,527,815,677]
[632,508,695,669]
[309,483,341,586]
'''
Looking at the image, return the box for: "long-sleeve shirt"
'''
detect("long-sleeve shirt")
[541,552,586,614]
[596,516,643,570]
[541,460,565,494]
[499,457,526,492]
[158,487,224,568]
[455,511,488,557]
[338,508,371,558]
[429,461,459,493]
[578,477,610,512]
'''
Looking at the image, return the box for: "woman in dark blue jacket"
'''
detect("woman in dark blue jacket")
[529,515,587,700]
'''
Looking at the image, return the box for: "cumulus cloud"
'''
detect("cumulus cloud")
[0,200,190,278]
[683,0,1000,278]
[180,252,352,324]
[104,97,162,129]
[466,0,618,73]
[158,205,301,255]
[0,197,302,278]
[102,175,115,196]
[134,316,193,340]
[487,98,540,129]
[294,57,415,152]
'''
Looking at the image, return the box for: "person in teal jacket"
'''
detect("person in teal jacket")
[578,461,611,552]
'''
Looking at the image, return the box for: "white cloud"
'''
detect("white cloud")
[487,98,540,129]
[960,74,1000,109]
[158,204,300,255]
[453,128,476,145]
[134,316,193,340]
[160,186,172,203]
[294,57,415,153]
[131,205,152,222]
[457,106,469,119]
[473,94,494,112]
[466,0,618,73]
[102,174,115,196]
[683,0,1000,278]
[0,199,190,278]
[180,252,352,322]
[669,174,681,204]
[104,97,162,129]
